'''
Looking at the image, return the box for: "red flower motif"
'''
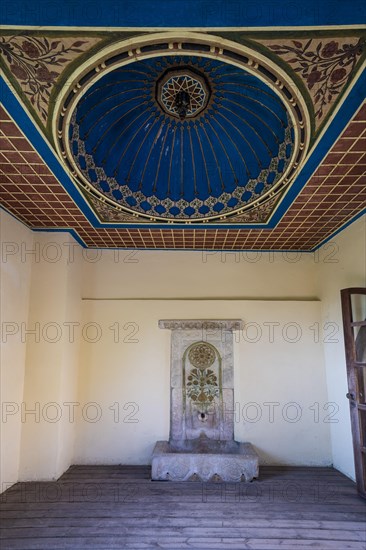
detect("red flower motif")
[22,40,39,59]
[35,66,58,83]
[330,68,347,83]
[307,69,321,89]
[321,41,339,58]
[10,64,27,80]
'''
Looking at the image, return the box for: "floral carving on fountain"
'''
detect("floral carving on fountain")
[187,342,218,405]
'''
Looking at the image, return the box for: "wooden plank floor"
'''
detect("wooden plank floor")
[1,466,365,549]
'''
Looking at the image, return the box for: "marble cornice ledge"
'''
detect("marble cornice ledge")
[158,319,244,331]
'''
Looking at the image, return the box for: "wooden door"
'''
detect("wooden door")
[341,288,366,499]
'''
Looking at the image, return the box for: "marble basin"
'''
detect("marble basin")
[151,438,259,482]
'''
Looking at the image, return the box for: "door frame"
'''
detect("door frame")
[340,287,366,499]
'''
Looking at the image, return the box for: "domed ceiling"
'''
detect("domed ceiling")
[1,3,365,248]
[57,48,306,223]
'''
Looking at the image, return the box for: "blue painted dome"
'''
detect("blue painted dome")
[67,55,296,221]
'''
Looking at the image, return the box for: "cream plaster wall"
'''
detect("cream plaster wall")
[81,246,319,300]
[18,232,82,481]
[75,299,331,466]
[318,215,366,480]
[0,210,33,491]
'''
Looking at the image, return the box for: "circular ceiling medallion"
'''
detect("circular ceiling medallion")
[156,67,211,119]
[55,35,309,223]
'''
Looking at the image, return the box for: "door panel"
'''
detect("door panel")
[341,288,366,499]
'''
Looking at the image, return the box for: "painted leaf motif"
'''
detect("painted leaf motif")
[1,35,100,123]
[266,36,364,124]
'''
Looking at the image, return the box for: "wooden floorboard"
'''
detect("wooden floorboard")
[1,466,365,549]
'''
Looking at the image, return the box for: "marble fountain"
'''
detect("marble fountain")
[151,320,259,482]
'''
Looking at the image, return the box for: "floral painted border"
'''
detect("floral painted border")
[88,189,278,225]
[262,37,364,125]
[218,195,279,224]
[0,35,101,123]
[2,31,363,132]
[88,195,142,223]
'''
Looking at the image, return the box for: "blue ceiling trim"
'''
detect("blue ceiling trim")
[0,76,100,226]
[0,205,87,247]
[270,68,366,226]
[31,226,87,247]
[2,0,366,27]
[1,68,364,230]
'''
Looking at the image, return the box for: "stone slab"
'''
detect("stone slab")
[151,440,259,482]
